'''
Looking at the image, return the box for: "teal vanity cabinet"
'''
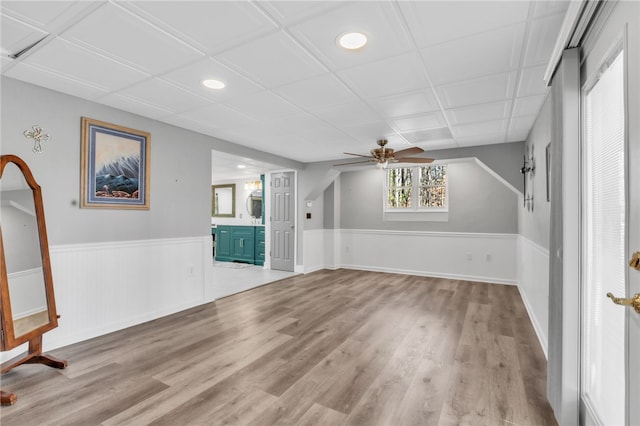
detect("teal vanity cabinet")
[215,225,265,265]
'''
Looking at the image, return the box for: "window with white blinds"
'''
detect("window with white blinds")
[582,49,626,425]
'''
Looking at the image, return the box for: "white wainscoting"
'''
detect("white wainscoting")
[303,229,517,284]
[517,235,550,358]
[1,236,212,363]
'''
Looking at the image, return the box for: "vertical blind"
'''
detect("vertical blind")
[583,49,625,425]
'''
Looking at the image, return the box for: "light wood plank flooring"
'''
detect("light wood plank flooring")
[0,269,557,425]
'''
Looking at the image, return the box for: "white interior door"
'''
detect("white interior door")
[270,171,295,271]
[580,2,640,424]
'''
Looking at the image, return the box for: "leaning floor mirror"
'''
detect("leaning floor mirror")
[0,154,67,405]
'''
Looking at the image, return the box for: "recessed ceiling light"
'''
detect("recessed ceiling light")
[338,32,367,50]
[202,79,225,90]
[237,164,246,169]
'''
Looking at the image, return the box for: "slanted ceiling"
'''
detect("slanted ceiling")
[1,1,568,163]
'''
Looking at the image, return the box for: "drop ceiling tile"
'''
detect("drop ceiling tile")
[1,1,99,30]
[273,73,357,110]
[507,127,531,142]
[446,100,512,126]
[98,92,173,120]
[402,127,453,144]
[257,1,345,26]
[341,121,397,144]
[289,2,413,70]
[311,100,382,127]
[225,90,303,121]
[337,52,430,99]
[61,2,202,75]
[369,90,440,118]
[216,30,326,88]
[399,1,529,48]
[512,94,546,117]
[161,57,264,102]
[415,139,457,151]
[456,133,506,147]
[162,114,221,136]
[268,112,332,135]
[523,13,566,67]
[509,114,537,133]
[517,65,547,97]
[121,1,277,54]
[19,38,148,92]
[1,14,48,55]
[113,78,211,113]
[452,119,509,139]
[437,72,517,109]
[422,24,525,86]
[177,103,258,129]
[392,111,446,132]
[4,62,108,99]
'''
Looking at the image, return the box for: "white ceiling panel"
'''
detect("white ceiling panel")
[422,24,525,86]
[452,119,509,139]
[61,2,202,74]
[370,90,440,118]
[311,100,382,127]
[437,72,517,109]
[289,2,413,70]
[121,1,277,55]
[392,112,447,132]
[337,52,430,99]
[217,30,326,88]
[1,15,48,55]
[400,1,530,48]
[161,57,264,103]
[112,78,211,114]
[415,139,457,151]
[446,100,512,126]
[274,73,357,110]
[4,62,108,99]
[517,65,547,97]
[224,90,303,121]
[177,103,258,129]
[523,13,566,67]
[98,92,173,120]
[513,94,546,117]
[1,0,570,163]
[20,38,148,92]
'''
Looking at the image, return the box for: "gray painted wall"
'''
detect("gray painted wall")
[1,77,301,246]
[519,94,552,249]
[339,161,518,233]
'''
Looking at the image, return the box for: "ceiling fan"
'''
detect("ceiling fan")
[335,139,434,168]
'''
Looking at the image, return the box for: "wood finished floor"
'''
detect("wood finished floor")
[0,269,557,426]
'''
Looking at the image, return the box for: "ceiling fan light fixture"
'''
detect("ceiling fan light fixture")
[338,32,367,50]
[202,79,225,90]
[376,160,388,169]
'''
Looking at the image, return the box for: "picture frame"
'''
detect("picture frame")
[80,117,150,209]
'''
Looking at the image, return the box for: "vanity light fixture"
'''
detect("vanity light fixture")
[202,79,225,90]
[338,32,367,50]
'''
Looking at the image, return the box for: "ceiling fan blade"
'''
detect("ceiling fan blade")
[334,159,376,166]
[395,157,435,163]
[343,152,374,158]
[392,146,424,157]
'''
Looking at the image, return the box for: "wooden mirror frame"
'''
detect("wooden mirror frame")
[211,183,236,218]
[0,154,67,405]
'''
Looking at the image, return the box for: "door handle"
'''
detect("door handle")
[630,251,640,270]
[606,293,640,314]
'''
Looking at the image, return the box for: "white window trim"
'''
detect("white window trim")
[382,164,449,222]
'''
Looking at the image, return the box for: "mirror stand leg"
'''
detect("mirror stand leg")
[1,390,17,405]
[23,336,67,370]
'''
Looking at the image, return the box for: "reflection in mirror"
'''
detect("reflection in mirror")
[212,184,235,217]
[1,164,49,338]
[246,189,262,219]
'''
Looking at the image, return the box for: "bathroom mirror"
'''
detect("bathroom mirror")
[246,189,262,219]
[1,154,66,405]
[212,184,235,218]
